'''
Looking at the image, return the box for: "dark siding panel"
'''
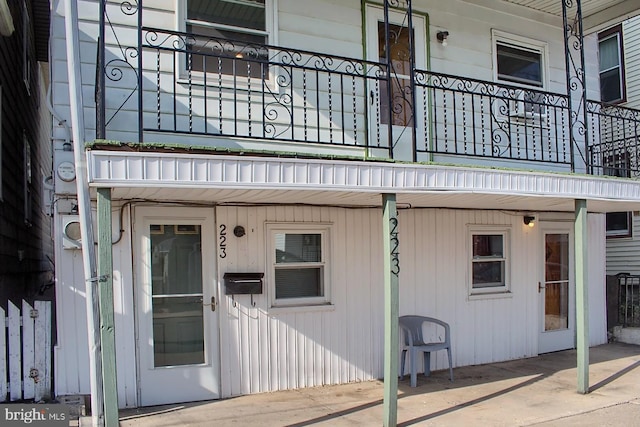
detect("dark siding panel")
[0,0,53,307]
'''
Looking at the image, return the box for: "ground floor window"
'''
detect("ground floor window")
[267,223,331,307]
[469,227,510,295]
[606,212,632,238]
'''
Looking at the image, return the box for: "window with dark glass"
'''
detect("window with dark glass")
[603,150,632,238]
[599,25,625,104]
[496,42,543,87]
[185,0,268,77]
[274,233,324,300]
[606,212,632,238]
[471,234,506,290]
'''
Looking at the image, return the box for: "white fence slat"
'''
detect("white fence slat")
[0,306,6,402]
[8,301,21,401]
[22,300,35,400]
[44,302,52,400]
[34,301,51,401]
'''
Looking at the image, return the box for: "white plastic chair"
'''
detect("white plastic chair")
[399,315,453,387]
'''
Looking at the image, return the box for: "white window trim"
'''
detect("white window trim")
[491,30,549,89]
[491,30,549,125]
[598,28,625,104]
[175,0,278,85]
[266,222,332,309]
[468,225,511,297]
[22,1,31,95]
[606,211,632,238]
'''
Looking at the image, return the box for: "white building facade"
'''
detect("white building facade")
[49,0,640,409]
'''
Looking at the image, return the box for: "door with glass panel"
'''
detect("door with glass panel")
[135,207,219,406]
[539,226,575,354]
[366,5,426,161]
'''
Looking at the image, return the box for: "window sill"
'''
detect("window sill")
[606,233,632,239]
[468,291,513,301]
[268,303,335,316]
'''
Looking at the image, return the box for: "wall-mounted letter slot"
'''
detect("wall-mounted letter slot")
[223,273,264,295]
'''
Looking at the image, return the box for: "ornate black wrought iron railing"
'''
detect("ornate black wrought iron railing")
[413,71,572,165]
[587,101,640,178]
[97,2,640,176]
[139,27,386,150]
[136,28,578,166]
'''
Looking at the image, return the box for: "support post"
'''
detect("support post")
[575,199,589,394]
[382,194,399,427]
[97,188,119,425]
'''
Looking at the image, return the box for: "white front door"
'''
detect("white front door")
[538,225,575,353]
[134,207,219,406]
[366,5,427,161]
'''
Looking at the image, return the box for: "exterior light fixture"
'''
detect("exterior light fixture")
[523,215,536,227]
[436,30,449,46]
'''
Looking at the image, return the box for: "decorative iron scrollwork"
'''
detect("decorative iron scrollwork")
[101,0,140,129]
[389,217,400,276]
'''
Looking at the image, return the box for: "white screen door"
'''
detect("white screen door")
[135,207,219,406]
[539,225,575,353]
[366,5,426,161]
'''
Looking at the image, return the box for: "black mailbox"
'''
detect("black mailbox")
[223,273,264,295]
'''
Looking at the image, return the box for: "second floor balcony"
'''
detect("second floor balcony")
[100,26,640,179]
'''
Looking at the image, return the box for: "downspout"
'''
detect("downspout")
[63,0,104,425]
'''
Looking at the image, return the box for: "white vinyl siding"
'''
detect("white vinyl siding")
[621,16,640,110]
[54,204,608,405]
[606,212,640,275]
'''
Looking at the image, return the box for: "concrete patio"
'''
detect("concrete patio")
[112,342,640,426]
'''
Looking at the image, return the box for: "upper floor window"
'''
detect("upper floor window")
[23,1,33,94]
[493,31,546,88]
[183,0,270,77]
[599,25,625,104]
[496,43,542,87]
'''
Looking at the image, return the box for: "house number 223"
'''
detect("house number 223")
[219,224,227,258]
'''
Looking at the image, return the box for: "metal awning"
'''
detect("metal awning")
[87,150,640,213]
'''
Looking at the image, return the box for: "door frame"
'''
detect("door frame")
[538,222,576,354]
[364,4,428,161]
[133,206,221,406]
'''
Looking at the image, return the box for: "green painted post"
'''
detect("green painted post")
[575,199,589,394]
[97,188,119,425]
[382,193,399,427]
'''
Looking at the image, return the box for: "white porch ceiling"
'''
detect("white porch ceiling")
[465,0,640,30]
[88,150,640,214]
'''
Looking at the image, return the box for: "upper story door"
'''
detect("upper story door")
[366,5,427,161]
[134,207,220,406]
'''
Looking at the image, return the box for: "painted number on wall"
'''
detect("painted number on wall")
[219,224,227,258]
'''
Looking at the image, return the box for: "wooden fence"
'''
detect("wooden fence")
[0,300,52,402]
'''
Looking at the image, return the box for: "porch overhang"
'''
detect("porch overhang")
[87,150,640,212]
[465,0,640,32]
